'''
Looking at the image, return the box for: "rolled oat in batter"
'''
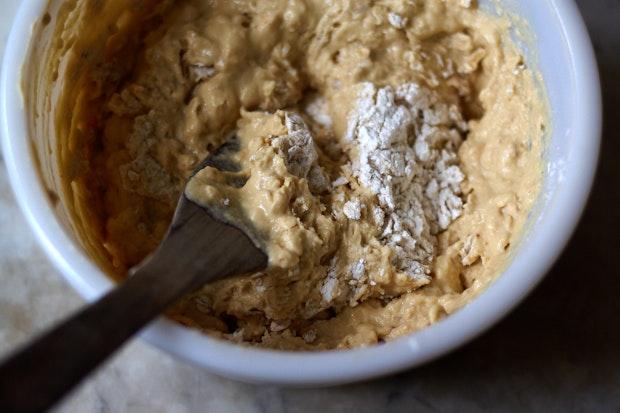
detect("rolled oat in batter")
[47,0,546,349]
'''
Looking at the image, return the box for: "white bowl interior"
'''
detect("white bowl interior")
[1,0,601,385]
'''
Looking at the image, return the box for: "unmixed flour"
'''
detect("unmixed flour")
[345,83,467,280]
[270,112,331,194]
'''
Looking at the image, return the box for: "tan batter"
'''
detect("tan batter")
[39,0,546,349]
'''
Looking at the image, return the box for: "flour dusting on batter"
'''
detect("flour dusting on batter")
[345,83,466,280]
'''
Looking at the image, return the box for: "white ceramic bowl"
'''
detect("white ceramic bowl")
[1,0,601,386]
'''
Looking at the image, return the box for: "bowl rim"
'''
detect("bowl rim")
[1,0,601,386]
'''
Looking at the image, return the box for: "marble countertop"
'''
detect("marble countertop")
[1,1,619,411]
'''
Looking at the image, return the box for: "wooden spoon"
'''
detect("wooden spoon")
[0,141,268,412]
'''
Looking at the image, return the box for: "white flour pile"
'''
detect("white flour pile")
[345,83,467,280]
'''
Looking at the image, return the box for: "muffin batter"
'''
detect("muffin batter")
[44,0,546,349]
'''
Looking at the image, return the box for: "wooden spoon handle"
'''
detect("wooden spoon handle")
[0,258,194,413]
[0,197,268,412]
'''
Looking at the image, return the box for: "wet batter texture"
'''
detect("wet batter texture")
[47,0,546,349]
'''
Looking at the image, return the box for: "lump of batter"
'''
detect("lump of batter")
[52,0,547,349]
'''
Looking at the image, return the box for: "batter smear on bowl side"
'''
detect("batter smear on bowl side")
[48,0,547,349]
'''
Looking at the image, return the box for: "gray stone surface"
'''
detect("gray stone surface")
[1,0,619,411]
